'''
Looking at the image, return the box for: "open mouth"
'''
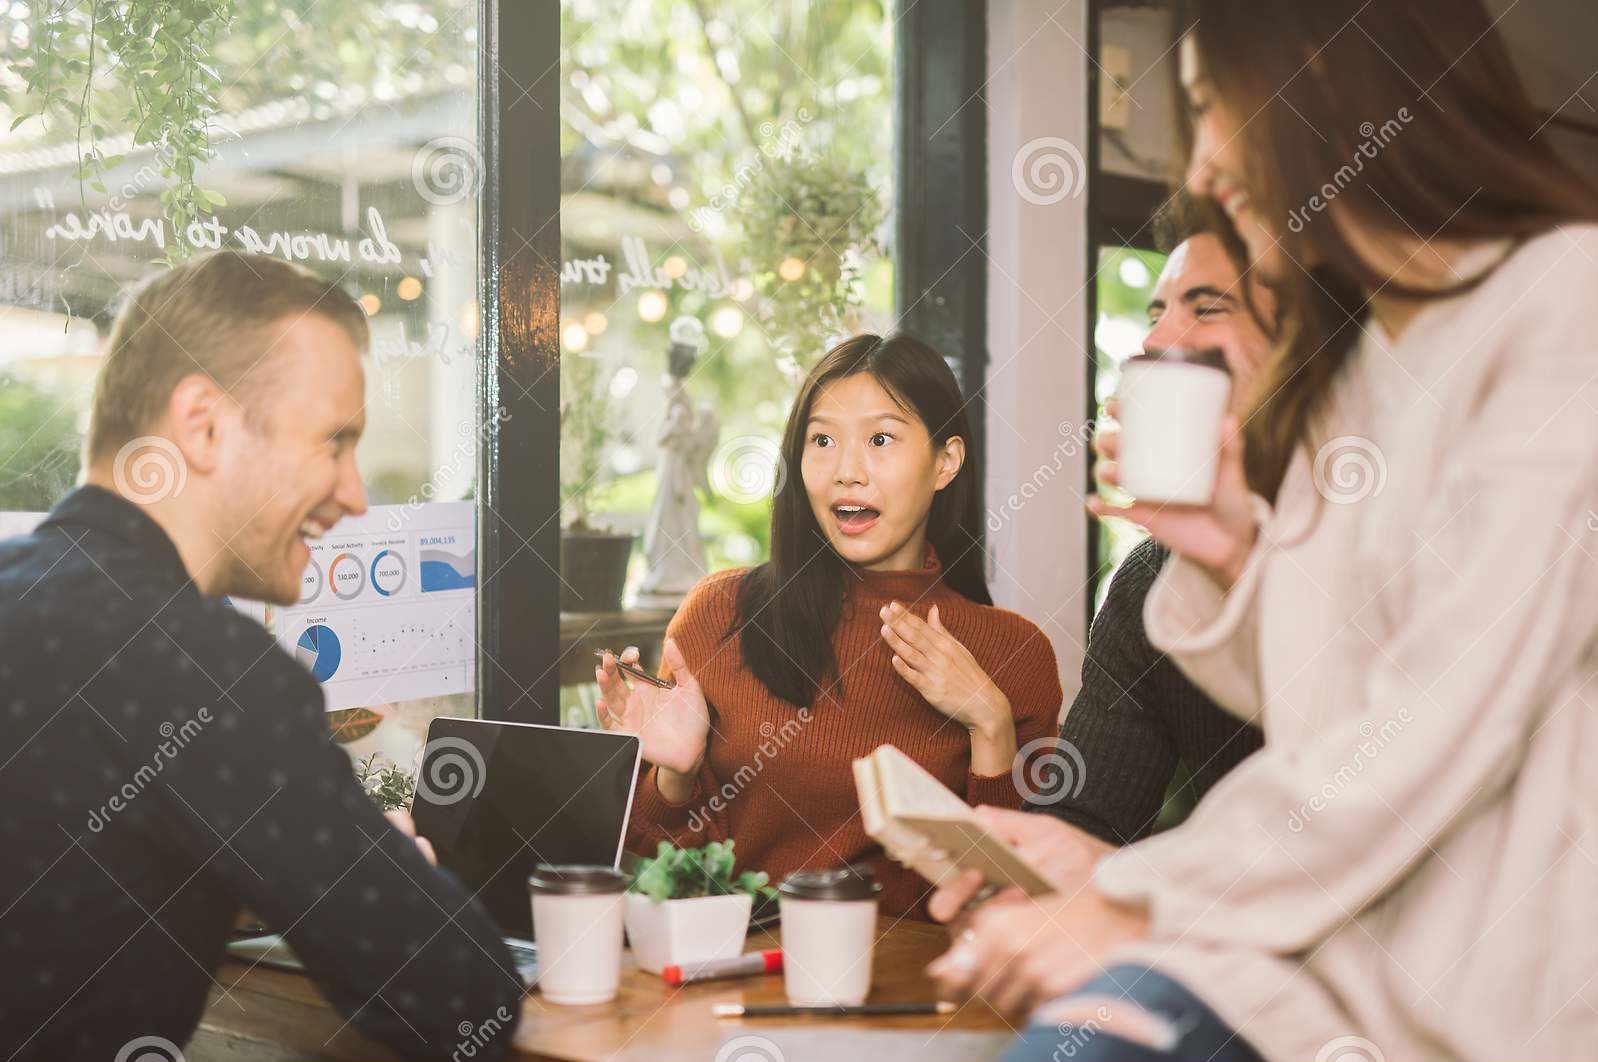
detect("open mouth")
[832,503,880,535]
[1217,186,1252,221]
[297,516,331,553]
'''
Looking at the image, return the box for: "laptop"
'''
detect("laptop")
[227,717,643,984]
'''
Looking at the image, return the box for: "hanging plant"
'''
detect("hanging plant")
[734,148,884,367]
[16,0,236,259]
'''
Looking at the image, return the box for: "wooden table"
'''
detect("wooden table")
[191,918,1016,1061]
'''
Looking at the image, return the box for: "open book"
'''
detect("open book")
[852,744,1055,897]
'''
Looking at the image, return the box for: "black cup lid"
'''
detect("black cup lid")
[1124,346,1229,373]
[527,864,628,896]
[778,865,882,902]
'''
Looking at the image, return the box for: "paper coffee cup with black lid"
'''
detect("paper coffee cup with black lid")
[527,864,628,1004]
[777,865,882,1006]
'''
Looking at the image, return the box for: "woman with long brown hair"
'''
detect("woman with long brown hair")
[595,332,1061,918]
[928,2,1598,1059]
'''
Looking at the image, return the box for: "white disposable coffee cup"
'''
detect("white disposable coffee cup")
[1115,348,1231,505]
[777,866,882,1006]
[527,864,628,1005]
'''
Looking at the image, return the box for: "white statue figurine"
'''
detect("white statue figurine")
[637,316,719,606]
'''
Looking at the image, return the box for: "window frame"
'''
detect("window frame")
[1084,0,1171,624]
[480,0,988,724]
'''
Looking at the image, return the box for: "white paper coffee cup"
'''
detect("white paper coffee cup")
[528,864,628,1005]
[1115,349,1231,505]
[777,866,881,1006]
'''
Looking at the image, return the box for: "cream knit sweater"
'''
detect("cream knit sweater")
[1093,225,1598,1061]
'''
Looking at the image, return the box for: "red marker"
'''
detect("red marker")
[663,949,783,986]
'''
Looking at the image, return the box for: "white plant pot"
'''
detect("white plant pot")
[624,891,752,975]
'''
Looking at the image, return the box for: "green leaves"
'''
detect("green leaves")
[0,374,82,512]
[559,346,618,530]
[354,752,417,813]
[734,148,885,361]
[628,840,777,903]
[15,0,240,258]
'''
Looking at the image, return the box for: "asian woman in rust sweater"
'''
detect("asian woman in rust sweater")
[595,332,1062,918]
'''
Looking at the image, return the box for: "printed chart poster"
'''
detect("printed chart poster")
[0,511,44,538]
[270,501,476,711]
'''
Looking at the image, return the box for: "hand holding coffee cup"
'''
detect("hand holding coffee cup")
[1111,347,1232,504]
[1088,350,1259,591]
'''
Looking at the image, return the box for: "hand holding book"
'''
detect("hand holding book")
[925,807,1113,922]
[852,745,1058,898]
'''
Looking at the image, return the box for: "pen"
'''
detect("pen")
[594,649,677,689]
[664,949,782,986]
[713,1002,957,1018]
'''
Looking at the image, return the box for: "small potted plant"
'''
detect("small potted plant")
[353,752,417,813]
[560,348,635,612]
[624,840,776,975]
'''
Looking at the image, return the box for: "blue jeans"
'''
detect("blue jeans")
[1000,965,1264,1062]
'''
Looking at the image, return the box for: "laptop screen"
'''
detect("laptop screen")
[409,718,642,940]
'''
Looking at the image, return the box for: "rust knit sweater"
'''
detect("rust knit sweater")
[624,549,1063,919]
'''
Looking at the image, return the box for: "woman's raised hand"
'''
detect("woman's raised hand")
[880,602,1011,735]
[594,639,711,779]
[1088,398,1259,590]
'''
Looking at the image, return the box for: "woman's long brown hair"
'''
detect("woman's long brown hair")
[1172,0,1598,500]
[732,333,991,709]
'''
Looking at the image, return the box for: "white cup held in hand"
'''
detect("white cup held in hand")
[528,864,628,1005]
[777,866,882,1006]
[1115,348,1231,505]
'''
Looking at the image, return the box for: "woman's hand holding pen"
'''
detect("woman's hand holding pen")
[879,602,1017,776]
[595,639,710,802]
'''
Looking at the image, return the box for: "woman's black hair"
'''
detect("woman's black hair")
[731,332,991,709]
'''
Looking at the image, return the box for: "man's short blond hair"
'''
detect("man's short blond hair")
[87,251,370,463]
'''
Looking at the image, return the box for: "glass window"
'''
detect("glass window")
[1091,243,1165,613]
[0,0,484,781]
[555,0,897,725]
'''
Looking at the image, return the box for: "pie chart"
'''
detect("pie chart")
[296,624,342,683]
